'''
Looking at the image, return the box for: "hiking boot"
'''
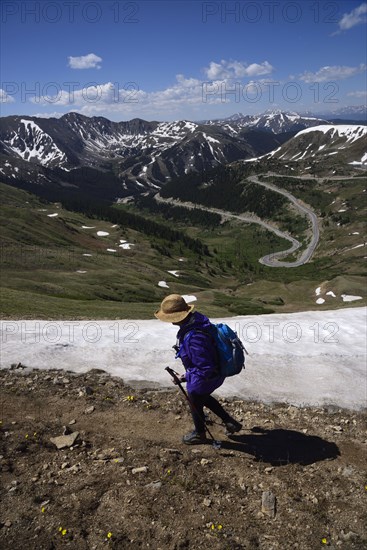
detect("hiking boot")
[225,420,242,435]
[182,430,206,445]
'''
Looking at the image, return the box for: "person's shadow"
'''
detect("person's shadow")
[220,426,340,466]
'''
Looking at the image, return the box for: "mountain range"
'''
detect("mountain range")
[259,125,367,168]
[0,110,366,198]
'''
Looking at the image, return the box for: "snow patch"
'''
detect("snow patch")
[167,270,180,277]
[341,294,363,302]
[2,308,365,409]
[158,281,169,288]
[295,125,367,143]
[181,295,197,303]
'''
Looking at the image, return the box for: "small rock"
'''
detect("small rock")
[341,531,358,541]
[203,498,212,507]
[159,448,182,458]
[4,520,12,527]
[61,462,70,469]
[264,467,274,474]
[132,466,148,474]
[84,406,95,415]
[341,466,355,478]
[96,448,119,461]
[69,419,76,425]
[50,432,80,450]
[11,362,25,370]
[145,481,162,490]
[261,491,276,518]
[62,378,70,384]
[200,458,212,466]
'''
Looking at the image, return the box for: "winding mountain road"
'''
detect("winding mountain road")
[247,175,320,267]
[155,173,321,268]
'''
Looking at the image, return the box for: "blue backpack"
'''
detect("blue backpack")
[209,322,248,377]
[180,322,247,378]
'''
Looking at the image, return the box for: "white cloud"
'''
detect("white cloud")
[32,75,213,113]
[244,62,274,77]
[338,2,367,30]
[204,59,273,80]
[0,88,16,103]
[32,82,122,106]
[31,112,65,119]
[347,90,367,98]
[68,53,102,70]
[299,64,366,83]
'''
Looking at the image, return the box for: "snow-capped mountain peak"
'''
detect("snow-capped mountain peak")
[262,124,367,165]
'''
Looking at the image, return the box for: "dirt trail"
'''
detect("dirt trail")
[1,366,366,549]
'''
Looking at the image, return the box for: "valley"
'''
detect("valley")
[0,112,366,319]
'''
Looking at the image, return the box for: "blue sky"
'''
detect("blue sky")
[1,0,366,121]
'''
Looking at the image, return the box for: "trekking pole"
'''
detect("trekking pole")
[165,366,221,450]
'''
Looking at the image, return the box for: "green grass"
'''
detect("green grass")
[0,176,366,320]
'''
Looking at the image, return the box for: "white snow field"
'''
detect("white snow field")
[0,307,366,410]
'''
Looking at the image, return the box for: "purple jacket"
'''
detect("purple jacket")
[175,312,225,395]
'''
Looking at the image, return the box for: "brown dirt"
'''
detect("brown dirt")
[0,366,366,550]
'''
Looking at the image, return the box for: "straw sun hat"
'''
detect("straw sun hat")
[154,294,194,323]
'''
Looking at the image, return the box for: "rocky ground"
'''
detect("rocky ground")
[0,365,366,550]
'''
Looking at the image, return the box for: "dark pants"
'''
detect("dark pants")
[188,391,233,433]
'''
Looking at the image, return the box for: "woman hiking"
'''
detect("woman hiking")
[155,294,242,444]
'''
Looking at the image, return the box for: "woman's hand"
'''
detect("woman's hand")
[172,371,186,384]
